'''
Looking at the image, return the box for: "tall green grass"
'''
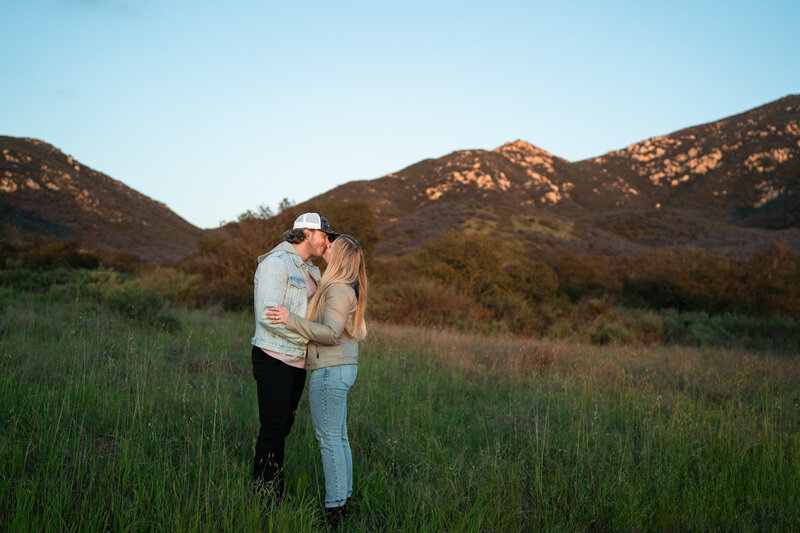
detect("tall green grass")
[1,287,798,531]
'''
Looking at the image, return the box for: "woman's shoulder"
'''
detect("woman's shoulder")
[326,282,357,302]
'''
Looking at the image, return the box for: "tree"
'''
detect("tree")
[195,201,380,309]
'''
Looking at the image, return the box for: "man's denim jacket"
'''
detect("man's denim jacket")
[251,241,321,357]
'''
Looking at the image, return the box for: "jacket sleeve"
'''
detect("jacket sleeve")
[254,255,308,345]
[285,284,354,345]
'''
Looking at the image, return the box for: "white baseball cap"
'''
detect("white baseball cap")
[292,213,339,238]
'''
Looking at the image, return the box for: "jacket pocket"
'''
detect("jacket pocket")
[284,275,307,311]
[288,275,305,288]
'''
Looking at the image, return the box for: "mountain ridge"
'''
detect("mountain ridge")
[0,136,201,261]
[307,94,800,255]
[2,94,799,262]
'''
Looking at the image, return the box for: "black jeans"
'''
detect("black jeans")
[251,346,307,494]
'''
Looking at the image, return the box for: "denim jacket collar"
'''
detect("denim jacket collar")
[257,241,320,282]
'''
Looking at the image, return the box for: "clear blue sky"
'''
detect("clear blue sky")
[2,0,798,229]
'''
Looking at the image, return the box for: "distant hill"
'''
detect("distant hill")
[3,95,799,263]
[309,95,800,256]
[567,95,800,224]
[0,136,201,261]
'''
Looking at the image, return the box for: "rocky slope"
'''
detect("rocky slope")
[0,136,201,261]
[3,95,798,262]
[309,95,800,256]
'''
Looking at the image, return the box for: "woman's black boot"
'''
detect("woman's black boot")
[325,505,346,529]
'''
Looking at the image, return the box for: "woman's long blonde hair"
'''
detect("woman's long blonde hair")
[306,234,368,340]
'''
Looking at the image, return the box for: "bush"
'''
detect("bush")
[546,321,576,340]
[631,310,663,345]
[740,241,800,317]
[618,243,800,318]
[659,308,800,353]
[17,239,100,270]
[622,248,744,312]
[0,239,100,271]
[0,267,95,293]
[546,249,621,301]
[500,260,559,304]
[588,323,633,345]
[414,231,559,305]
[414,232,503,301]
[686,320,720,347]
[479,290,529,334]
[370,278,493,331]
[195,202,380,310]
[135,267,201,307]
[88,270,179,330]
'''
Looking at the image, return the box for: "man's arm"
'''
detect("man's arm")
[254,256,308,345]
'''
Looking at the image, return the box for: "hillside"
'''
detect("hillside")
[309,95,800,256]
[0,136,202,261]
[3,95,799,263]
[567,94,800,224]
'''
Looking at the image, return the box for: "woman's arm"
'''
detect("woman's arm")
[268,284,355,345]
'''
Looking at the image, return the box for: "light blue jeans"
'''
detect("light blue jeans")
[308,364,357,509]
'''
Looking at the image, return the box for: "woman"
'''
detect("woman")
[266,234,367,526]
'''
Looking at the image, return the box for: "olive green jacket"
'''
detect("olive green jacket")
[285,283,359,371]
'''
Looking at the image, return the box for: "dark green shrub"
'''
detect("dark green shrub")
[621,248,744,313]
[659,308,800,353]
[13,239,100,270]
[685,321,719,347]
[500,260,559,304]
[101,284,164,321]
[414,232,503,300]
[588,323,632,345]
[370,278,492,330]
[630,310,663,345]
[136,267,202,307]
[546,321,575,340]
[480,290,543,336]
[0,267,94,293]
[740,241,800,317]
[546,249,620,301]
[88,270,179,330]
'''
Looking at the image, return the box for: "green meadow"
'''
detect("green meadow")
[1,280,799,532]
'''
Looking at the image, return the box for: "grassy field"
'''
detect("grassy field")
[1,287,799,531]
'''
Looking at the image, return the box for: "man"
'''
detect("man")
[251,212,338,498]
